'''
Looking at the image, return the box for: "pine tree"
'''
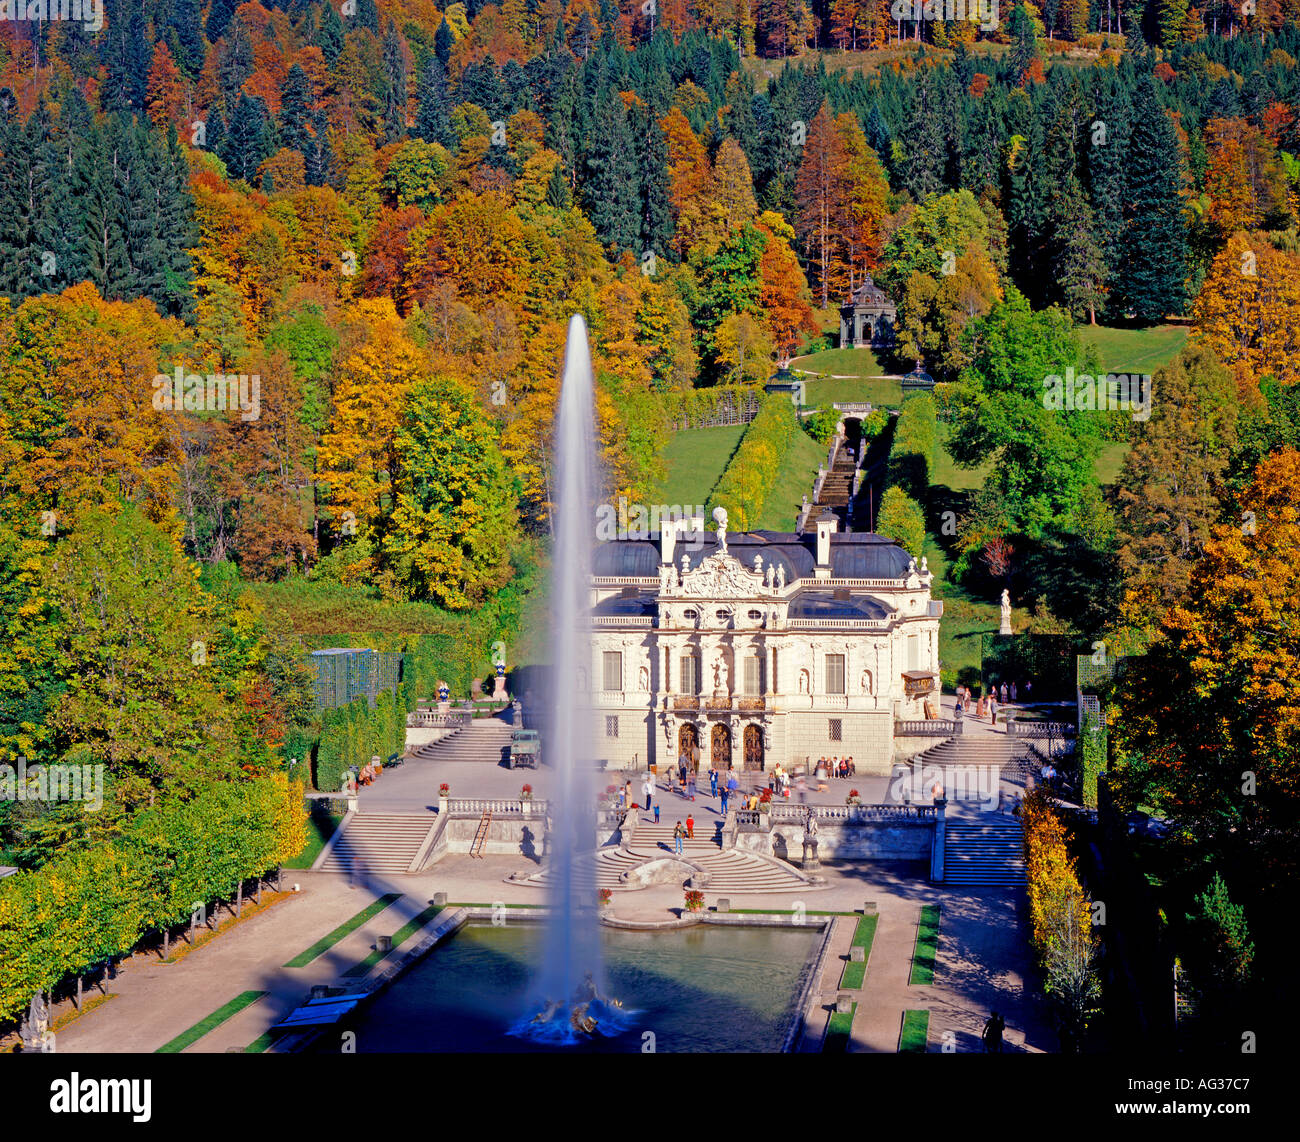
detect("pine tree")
[639,114,673,262]
[1087,83,1130,319]
[546,160,572,209]
[206,0,240,43]
[899,68,947,201]
[581,92,640,254]
[382,23,409,144]
[170,0,207,79]
[1056,192,1107,323]
[434,17,454,66]
[316,2,345,66]
[280,66,313,157]
[415,58,456,150]
[357,0,380,34]
[222,93,272,184]
[1116,75,1188,320]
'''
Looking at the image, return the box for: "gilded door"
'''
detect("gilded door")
[743,725,764,771]
[711,724,732,770]
[678,723,698,769]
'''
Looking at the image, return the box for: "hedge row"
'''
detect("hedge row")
[886,394,938,503]
[0,774,305,1023]
[661,383,764,430]
[706,394,799,530]
[313,690,409,792]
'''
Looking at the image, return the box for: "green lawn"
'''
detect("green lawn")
[1095,440,1130,486]
[839,914,879,989]
[156,990,267,1053]
[791,346,892,378]
[909,904,942,985]
[283,892,403,968]
[799,375,905,409]
[283,805,345,870]
[823,1001,858,1052]
[1078,323,1188,376]
[899,1009,930,1053]
[933,427,992,493]
[753,429,828,531]
[655,423,746,507]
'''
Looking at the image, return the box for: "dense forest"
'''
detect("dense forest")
[0,3,1297,1033]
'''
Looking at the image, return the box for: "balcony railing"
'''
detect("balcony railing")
[895,718,961,737]
[407,710,472,728]
[1007,720,1077,738]
[769,803,936,822]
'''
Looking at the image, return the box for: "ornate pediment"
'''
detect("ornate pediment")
[672,552,766,600]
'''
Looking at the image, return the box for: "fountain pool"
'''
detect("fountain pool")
[338,922,821,1053]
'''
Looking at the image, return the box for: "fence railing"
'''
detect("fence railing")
[1007,720,1077,738]
[444,798,549,816]
[737,803,936,827]
[407,710,472,728]
[895,718,961,736]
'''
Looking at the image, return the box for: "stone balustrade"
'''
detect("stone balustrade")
[444,798,549,816]
[895,718,961,736]
[407,710,472,728]
[1007,720,1077,738]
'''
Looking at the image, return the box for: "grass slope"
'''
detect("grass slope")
[156,990,267,1053]
[283,892,403,968]
[823,1002,858,1052]
[839,913,879,990]
[753,429,827,531]
[655,423,746,507]
[1078,323,1188,376]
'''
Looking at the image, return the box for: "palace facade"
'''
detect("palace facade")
[588,512,942,776]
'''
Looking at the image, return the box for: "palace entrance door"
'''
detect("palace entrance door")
[743,724,764,770]
[711,724,732,770]
[678,723,699,769]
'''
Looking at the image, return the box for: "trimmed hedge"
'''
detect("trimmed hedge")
[706,395,798,530]
[876,486,926,558]
[661,383,764,430]
[313,690,408,791]
[0,774,305,1022]
[886,395,938,502]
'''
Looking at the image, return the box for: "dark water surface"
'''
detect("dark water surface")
[344,922,819,1053]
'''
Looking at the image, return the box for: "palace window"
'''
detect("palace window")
[825,653,846,695]
[829,718,843,742]
[679,653,700,695]
[603,651,622,692]
[744,654,761,695]
[747,609,763,622]
[605,716,619,739]
[907,635,920,671]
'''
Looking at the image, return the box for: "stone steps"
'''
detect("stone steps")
[944,820,1027,886]
[406,722,514,764]
[315,813,437,874]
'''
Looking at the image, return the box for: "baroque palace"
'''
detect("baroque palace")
[588,511,943,776]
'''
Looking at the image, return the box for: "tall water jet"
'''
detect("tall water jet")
[515,314,618,1042]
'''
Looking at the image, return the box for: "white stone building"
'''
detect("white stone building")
[587,512,942,776]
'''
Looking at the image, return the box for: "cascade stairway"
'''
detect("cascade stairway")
[518,817,818,893]
[943,818,1027,887]
[814,446,857,528]
[909,733,1037,790]
[406,719,513,764]
[314,813,436,875]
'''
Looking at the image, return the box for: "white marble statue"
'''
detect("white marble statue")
[764,564,773,587]
[753,554,763,577]
[713,505,728,554]
[775,564,785,590]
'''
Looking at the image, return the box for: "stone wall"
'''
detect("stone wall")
[782,710,894,775]
[440,815,549,857]
[403,726,457,749]
[734,818,933,861]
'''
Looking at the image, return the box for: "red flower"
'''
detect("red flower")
[849,789,860,798]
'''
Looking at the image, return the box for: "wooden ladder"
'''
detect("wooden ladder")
[470,810,492,859]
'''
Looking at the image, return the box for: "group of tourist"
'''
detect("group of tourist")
[812,757,856,779]
[954,679,1034,725]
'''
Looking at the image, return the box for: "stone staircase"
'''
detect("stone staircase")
[314,813,437,875]
[406,719,513,764]
[909,733,1036,792]
[815,447,857,528]
[515,818,818,893]
[943,818,1027,887]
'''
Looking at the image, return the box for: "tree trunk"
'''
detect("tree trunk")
[236,880,244,918]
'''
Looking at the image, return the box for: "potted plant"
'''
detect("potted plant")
[598,888,613,915]
[684,889,705,913]
[439,783,450,798]
[758,788,772,815]
[520,783,533,814]
[846,788,861,806]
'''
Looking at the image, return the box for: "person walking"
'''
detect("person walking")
[673,821,685,856]
[1010,681,1017,702]
[678,756,687,788]
[1000,682,1008,704]
[654,803,660,823]
[982,1011,1005,1053]
[643,775,653,812]
[687,769,696,801]
[989,695,998,725]
[1026,680,1033,701]
[719,787,729,816]
[709,767,718,798]
[686,813,694,839]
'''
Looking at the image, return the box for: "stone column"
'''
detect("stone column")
[930,798,946,882]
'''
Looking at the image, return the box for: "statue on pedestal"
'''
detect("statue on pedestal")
[712,506,728,555]
[999,589,1012,636]
[775,564,785,590]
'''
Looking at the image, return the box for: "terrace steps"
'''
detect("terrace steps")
[405,720,513,764]
[314,813,437,875]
